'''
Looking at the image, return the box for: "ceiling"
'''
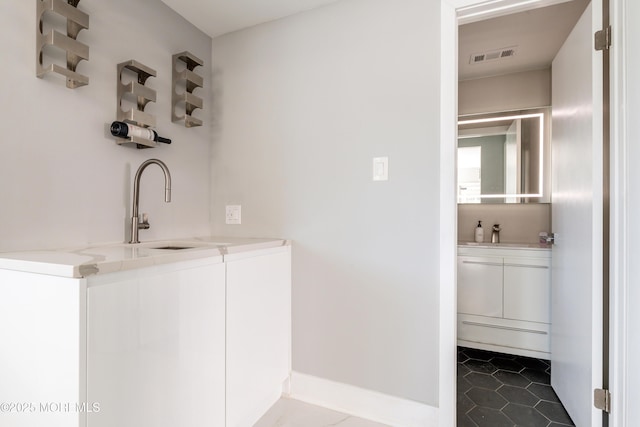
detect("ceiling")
[159,0,589,81]
[160,0,341,38]
[458,0,589,81]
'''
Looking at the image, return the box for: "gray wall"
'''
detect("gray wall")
[458,203,551,244]
[0,0,213,251]
[211,0,441,405]
[459,135,507,197]
[459,68,551,115]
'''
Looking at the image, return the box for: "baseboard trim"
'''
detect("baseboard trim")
[287,371,438,427]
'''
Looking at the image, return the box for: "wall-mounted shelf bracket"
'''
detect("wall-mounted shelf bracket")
[116,60,157,149]
[36,0,89,88]
[172,51,204,128]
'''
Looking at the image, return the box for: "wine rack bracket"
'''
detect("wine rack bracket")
[172,51,203,128]
[116,60,157,149]
[36,0,89,88]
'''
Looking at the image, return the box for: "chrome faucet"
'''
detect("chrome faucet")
[129,159,172,244]
[491,224,502,243]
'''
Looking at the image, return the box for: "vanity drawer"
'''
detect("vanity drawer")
[457,314,550,356]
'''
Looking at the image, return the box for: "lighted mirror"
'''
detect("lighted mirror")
[457,108,550,204]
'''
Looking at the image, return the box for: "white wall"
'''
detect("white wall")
[0,0,212,252]
[211,0,441,405]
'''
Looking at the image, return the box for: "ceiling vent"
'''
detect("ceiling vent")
[470,46,517,65]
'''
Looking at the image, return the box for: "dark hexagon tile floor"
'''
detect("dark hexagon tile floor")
[457,346,575,427]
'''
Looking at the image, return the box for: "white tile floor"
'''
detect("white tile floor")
[253,398,390,427]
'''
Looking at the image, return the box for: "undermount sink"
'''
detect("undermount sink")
[137,240,211,250]
[136,240,230,250]
[459,242,525,247]
[151,245,196,250]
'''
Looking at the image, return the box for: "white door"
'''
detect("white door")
[550,2,604,427]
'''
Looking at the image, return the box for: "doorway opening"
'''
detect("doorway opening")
[453,1,594,426]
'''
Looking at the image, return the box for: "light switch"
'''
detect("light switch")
[373,157,388,181]
[226,205,241,225]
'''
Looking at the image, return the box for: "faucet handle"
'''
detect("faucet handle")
[138,213,150,230]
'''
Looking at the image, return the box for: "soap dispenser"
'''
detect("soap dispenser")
[474,221,484,243]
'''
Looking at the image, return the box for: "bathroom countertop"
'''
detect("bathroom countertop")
[0,237,290,279]
[458,241,552,250]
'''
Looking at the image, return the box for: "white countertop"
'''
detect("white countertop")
[0,237,290,279]
[458,241,551,250]
[457,241,551,259]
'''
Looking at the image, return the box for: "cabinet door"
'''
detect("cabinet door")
[503,257,551,323]
[87,261,226,427]
[226,247,291,427]
[0,271,85,427]
[457,256,503,317]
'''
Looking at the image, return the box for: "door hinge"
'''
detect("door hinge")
[594,388,611,413]
[595,26,612,51]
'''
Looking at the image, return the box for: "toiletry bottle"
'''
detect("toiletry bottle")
[474,221,484,243]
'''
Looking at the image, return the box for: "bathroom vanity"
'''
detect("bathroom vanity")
[457,243,551,359]
[0,237,290,427]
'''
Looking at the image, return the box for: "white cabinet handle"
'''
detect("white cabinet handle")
[503,263,549,269]
[462,320,548,335]
[462,260,503,266]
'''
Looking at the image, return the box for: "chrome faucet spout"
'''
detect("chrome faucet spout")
[491,224,501,244]
[129,159,172,244]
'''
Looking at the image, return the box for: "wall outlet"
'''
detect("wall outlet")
[226,205,241,225]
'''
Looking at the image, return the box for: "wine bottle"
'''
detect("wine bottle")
[110,121,171,144]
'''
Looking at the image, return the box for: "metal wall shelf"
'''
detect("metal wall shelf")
[172,51,204,128]
[36,0,89,88]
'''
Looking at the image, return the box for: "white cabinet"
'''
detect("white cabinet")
[225,246,291,427]
[0,270,86,427]
[457,246,551,358]
[86,258,226,427]
[86,246,292,427]
[0,241,292,427]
